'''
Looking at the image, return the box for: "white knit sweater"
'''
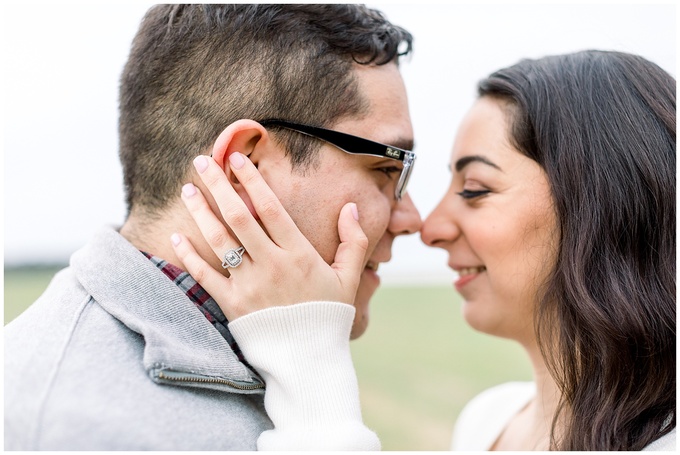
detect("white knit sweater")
[228,301,380,450]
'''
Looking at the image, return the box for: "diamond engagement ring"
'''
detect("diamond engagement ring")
[222,246,246,268]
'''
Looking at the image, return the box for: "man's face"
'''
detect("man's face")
[261,63,422,339]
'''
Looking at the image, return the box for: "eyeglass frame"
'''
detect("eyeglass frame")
[259,119,416,201]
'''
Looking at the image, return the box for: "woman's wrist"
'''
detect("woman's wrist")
[228,301,373,430]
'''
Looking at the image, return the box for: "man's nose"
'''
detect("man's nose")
[389,192,422,236]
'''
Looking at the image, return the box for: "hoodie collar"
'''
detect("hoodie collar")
[70,226,262,388]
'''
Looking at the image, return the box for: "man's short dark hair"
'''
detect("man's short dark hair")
[118,4,413,216]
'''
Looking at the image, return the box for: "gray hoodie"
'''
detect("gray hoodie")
[4,226,272,450]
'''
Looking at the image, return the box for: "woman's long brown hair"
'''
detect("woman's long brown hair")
[478,50,676,450]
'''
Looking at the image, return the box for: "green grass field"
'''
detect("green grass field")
[4,267,532,450]
[4,266,67,323]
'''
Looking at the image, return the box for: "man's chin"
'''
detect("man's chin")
[349,272,380,340]
[350,316,369,340]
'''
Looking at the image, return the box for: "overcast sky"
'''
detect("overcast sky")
[3,2,676,284]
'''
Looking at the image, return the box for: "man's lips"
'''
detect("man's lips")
[365,261,379,272]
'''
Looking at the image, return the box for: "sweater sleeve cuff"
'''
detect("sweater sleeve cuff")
[228,301,380,450]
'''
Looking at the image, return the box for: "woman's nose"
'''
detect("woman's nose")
[420,195,459,248]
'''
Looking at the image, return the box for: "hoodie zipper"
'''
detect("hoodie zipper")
[157,370,264,391]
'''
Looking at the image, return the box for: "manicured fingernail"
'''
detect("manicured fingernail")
[351,203,359,221]
[182,183,197,197]
[229,151,245,170]
[171,233,181,246]
[193,155,209,173]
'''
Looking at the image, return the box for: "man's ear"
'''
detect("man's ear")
[206,120,269,218]
[210,119,268,178]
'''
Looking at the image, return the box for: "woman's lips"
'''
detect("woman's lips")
[453,266,486,290]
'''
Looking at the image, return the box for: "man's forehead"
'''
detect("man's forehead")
[340,63,414,151]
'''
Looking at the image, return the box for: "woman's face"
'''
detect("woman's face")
[421,97,558,344]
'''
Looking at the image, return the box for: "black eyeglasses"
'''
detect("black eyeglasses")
[260,119,416,201]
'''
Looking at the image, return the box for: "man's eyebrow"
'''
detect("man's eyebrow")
[454,155,502,172]
[386,137,414,151]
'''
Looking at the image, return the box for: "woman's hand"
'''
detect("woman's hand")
[170,152,368,321]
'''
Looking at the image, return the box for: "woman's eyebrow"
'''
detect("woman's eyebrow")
[454,155,503,172]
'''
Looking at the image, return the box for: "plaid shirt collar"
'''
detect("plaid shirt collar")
[141,251,250,367]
